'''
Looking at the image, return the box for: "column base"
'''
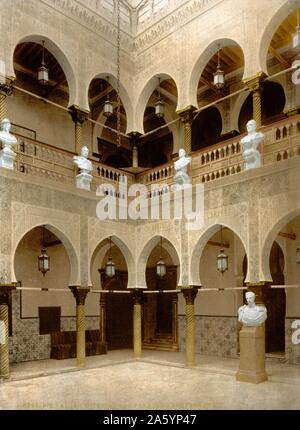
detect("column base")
[236,325,268,384]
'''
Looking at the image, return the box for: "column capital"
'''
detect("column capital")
[242,72,266,91]
[130,288,144,305]
[0,76,15,97]
[127,131,142,145]
[176,105,197,123]
[69,286,90,305]
[181,285,198,304]
[0,283,16,305]
[68,105,89,124]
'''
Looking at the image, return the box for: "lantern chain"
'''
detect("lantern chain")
[116,0,121,147]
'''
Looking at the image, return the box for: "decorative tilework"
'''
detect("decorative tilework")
[9,291,99,363]
[179,315,239,358]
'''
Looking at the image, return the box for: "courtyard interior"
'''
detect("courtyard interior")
[0,350,299,410]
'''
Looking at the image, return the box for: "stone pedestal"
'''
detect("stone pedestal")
[76,172,92,191]
[236,324,268,384]
[0,147,16,170]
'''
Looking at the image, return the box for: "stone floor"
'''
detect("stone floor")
[0,350,300,409]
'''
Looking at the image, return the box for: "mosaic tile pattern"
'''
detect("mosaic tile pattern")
[9,291,99,363]
[179,315,239,358]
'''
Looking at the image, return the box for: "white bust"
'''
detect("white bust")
[0,118,17,152]
[238,291,267,327]
[174,148,191,185]
[241,119,264,170]
[73,146,93,174]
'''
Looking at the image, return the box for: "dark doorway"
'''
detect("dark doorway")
[265,241,286,353]
[242,243,286,354]
[100,270,133,350]
[143,266,178,351]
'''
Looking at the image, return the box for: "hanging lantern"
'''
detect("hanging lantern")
[155,99,165,118]
[105,237,116,277]
[214,66,225,89]
[214,45,225,89]
[38,248,50,276]
[38,225,49,276]
[155,77,165,118]
[38,40,49,85]
[103,76,113,117]
[293,26,300,50]
[217,249,228,274]
[103,98,113,117]
[293,10,300,50]
[105,257,116,277]
[296,246,300,264]
[156,237,166,277]
[217,226,228,274]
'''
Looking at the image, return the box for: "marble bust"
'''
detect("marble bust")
[174,148,191,186]
[0,118,17,170]
[73,146,93,190]
[238,291,267,327]
[241,119,264,170]
[73,146,93,174]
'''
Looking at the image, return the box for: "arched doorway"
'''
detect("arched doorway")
[142,237,179,351]
[243,241,286,353]
[90,237,133,350]
[265,241,286,353]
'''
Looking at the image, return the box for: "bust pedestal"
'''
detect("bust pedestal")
[76,172,92,190]
[0,147,16,170]
[236,324,268,384]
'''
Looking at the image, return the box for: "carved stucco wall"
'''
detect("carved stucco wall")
[0,0,292,132]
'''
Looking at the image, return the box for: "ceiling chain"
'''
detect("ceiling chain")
[116,0,121,147]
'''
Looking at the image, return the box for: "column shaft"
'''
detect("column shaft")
[252,89,262,128]
[132,290,143,359]
[75,121,83,154]
[243,72,265,129]
[182,287,198,368]
[177,106,196,155]
[0,304,9,379]
[69,286,89,368]
[0,93,7,123]
[99,295,107,346]
[184,121,192,154]
[172,296,178,345]
[76,303,85,367]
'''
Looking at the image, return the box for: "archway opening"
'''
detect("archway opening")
[139,77,177,168]
[143,237,179,351]
[12,39,73,150]
[238,81,286,132]
[88,76,130,168]
[193,41,244,147]
[191,225,247,357]
[90,237,132,350]
[192,106,222,151]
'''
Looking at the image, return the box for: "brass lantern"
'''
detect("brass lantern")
[156,237,166,277]
[217,226,228,274]
[103,77,113,118]
[293,10,300,50]
[37,40,49,86]
[155,77,165,118]
[38,225,50,276]
[105,237,116,277]
[213,45,225,89]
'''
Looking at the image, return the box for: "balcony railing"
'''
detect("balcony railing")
[12,135,135,192]
[1,115,300,196]
[137,114,300,187]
